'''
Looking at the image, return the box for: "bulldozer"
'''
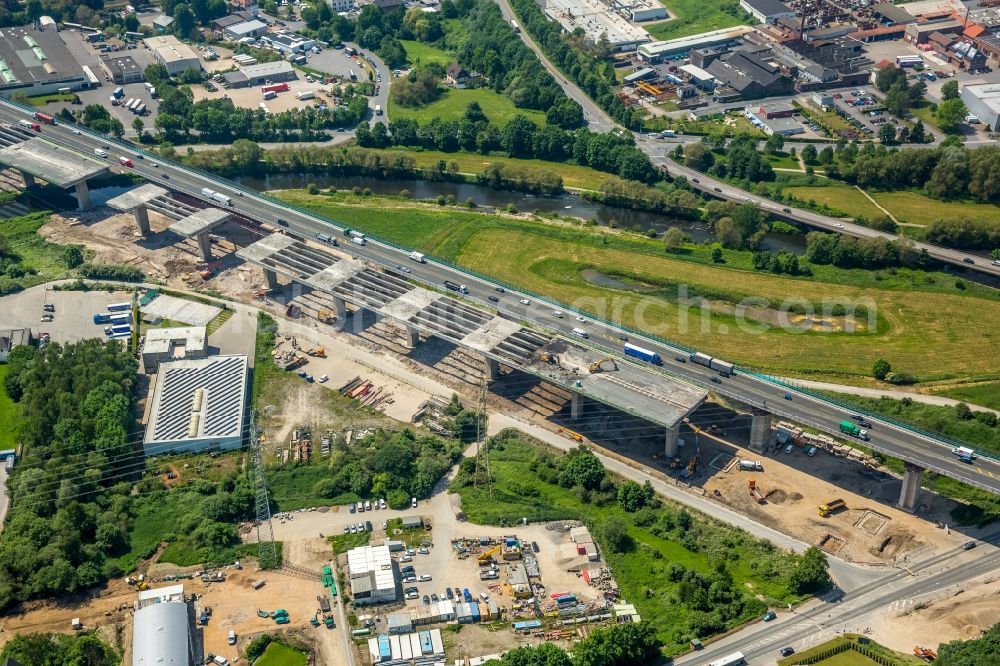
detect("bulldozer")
[317,309,336,324]
[588,357,618,374]
[748,479,766,504]
[538,351,560,366]
[306,346,326,358]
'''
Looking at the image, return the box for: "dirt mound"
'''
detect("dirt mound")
[765,489,788,504]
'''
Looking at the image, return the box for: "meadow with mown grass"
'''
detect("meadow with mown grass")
[278,189,1000,383]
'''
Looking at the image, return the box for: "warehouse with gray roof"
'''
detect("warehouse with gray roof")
[143,354,248,455]
[131,601,194,666]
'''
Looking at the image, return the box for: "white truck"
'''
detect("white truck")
[297,91,315,100]
[374,104,382,115]
[201,187,233,206]
[408,251,425,263]
[738,460,762,471]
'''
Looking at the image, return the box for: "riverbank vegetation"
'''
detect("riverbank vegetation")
[277,188,1000,383]
[450,432,826,655]
[686,135,1000,252]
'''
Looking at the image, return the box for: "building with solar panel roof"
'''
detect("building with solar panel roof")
[143,354,248,455]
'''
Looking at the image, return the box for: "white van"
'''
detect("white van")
[571,327,588,339]
[213,657,229,666]
[94,148,108,158]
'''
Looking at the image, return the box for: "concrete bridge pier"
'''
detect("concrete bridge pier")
[196,231,213,261]
[570,391,583,420]
[133,205,151,236]
[18,169,36,188]
[749,407,773,453]
[898,462,924,512]
[74,181,91,210]
[332,297,347,325]
[484,356,500,382]
[263,268,279,290]
[665,425,679,458]
[404,326,420,348]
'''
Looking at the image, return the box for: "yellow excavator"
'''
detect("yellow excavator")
[588,357,618,374]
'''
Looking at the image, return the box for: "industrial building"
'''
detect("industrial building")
[225,19,268,40]
[507,562,531,598]
[739,0,795,25]
[264,30,316,53]
[138,583,186,608]
[368,629,444,663]
[611,0,667,22]
[131,601,194,666]
[904,19,963,45]
[961,83,1000,130]
[144,35,201,76]
[543,0,651,52]
[100,54,144,85]
[871,3,916,26]
[142,354,248,456]
[678,63,716,89]
[637,26,755,62]
[702,46,793,99]
[0,26,90,97]
[152,14,174,33]
[347,545,397,605]
[242,60,296,85]
[0,328,31,363]
[141,326,207,371]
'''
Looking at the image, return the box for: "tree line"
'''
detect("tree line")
[356,102,658,184]
[509,0,644,129]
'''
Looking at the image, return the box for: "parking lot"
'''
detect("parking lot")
[0,284,134,345]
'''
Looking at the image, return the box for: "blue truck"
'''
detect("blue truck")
[623,343,661,365]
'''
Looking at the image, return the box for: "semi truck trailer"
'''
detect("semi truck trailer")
[623,343,661,365]
[839,420,869,441]
[444,280,469,294]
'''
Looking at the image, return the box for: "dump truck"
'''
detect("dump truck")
[839,420,868,441]
[818,498,846,517]
[748,479,765,504]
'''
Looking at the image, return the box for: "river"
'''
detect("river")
[235,173,809,254]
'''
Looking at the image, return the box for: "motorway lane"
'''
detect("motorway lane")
[7,102,1000,495]
[679,540,1000,664]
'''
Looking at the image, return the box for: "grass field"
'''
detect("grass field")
[782,184,882,219]
[767,153,802,170]
[1,213,74,290]
[388,88,547,127]
[0,366,18,450]
[25,93,75,106]
[400,40,453,66]
[277,190,1000,382]
[256,642,308,666]
[451,435,802,654]
[645,0,742,40]
[778,635,923,666]
[781,181,1000,225]
[871,191,1000,226]
[367,147,611,190]
[935,382,1000,411]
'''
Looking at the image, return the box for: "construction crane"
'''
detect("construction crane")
[557,427,584,442]
[478,545,501,563]
[588,357,618,374]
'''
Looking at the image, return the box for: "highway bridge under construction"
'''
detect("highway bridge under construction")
[0,98,997,512]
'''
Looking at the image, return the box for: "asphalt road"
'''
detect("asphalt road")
[4,100,1000,497]
[642,146,1000,277]
[679,535,1000,664]
[491,0,616,132]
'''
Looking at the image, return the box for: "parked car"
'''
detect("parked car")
[228,630,237,645]
[400,555,412,563]
[406,591,419,599]
[418,574,432,582]
[417,547,430,554]
[763,611,777,621]
[963,541,977,550]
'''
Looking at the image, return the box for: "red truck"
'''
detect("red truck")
[33,112,54,125]
[261,83,289,94]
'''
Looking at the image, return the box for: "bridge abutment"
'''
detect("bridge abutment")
[898,462,924,512]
